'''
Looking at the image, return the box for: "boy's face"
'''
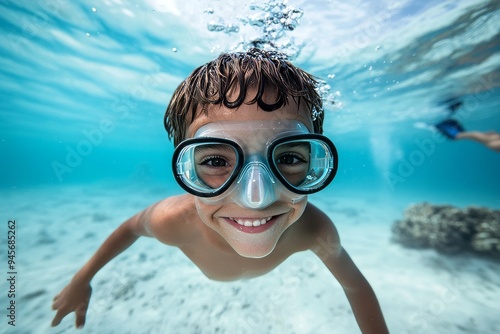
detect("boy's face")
[186,89,314,258]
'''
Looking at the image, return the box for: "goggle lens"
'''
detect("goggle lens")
[270,135,337,194]
[174,138,243,197]
[194,143,239,189]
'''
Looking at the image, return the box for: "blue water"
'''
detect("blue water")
[1,0,499,207]
[1,2,500,333]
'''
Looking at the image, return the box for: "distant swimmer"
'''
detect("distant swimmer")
[434,98,500,152]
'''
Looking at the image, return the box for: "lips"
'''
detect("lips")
[224,215,279,233]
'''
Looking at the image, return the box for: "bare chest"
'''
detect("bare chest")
[179,242,294,281]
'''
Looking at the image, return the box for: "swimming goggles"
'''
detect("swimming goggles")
[172,120,338,209]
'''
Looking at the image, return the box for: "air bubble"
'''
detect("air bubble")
[204,0,304,59]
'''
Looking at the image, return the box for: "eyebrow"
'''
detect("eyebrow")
[195,144,236,153]
[276,142,310,150]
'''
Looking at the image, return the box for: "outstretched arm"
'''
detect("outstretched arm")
[307,205,389,333]
[321,246,389,333]
[51,204,157,328]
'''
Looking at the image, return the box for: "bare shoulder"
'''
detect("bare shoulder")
[146,194,200,246]
[293,202,341,256]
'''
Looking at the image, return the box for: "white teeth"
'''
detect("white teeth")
[231,217,272,227]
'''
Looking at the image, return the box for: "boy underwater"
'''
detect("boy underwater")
[51,48,389,333]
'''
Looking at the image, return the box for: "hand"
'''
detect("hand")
[51,278,92,329]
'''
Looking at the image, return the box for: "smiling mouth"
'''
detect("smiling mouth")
[228,216,273,227]
[222,214,284,234]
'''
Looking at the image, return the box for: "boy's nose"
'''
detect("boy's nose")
[239,163,276,209]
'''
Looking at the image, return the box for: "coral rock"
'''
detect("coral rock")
[392,202,500,255]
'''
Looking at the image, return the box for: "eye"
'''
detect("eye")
[275,153,306,165]
[274,152,310,186]
[196,155,234,188]
[199,156,230,167]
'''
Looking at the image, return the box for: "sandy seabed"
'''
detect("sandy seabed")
[1,181,499,334]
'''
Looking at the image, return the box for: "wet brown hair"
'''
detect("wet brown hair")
[164,48,324,146]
